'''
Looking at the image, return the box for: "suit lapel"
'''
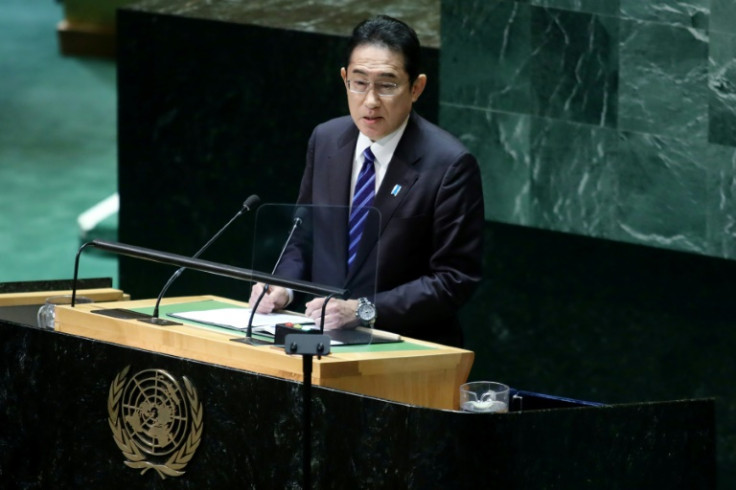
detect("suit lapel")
[374,152,419,233]
[327,124,359,205]
[326,123,358,281]
[375,113,422,233]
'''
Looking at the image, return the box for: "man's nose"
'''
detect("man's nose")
[364,88,381,108]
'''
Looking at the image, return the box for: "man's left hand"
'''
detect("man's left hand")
[304,297,359,330]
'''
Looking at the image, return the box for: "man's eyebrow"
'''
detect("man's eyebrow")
[350,68,400,79]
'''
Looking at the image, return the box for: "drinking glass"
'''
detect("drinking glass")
[37,295,93,330]
[459,381,510,413]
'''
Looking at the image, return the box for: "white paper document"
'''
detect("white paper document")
[169,307,314,332]
[169,307,402,346]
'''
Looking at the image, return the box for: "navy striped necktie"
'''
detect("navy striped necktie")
[348,147,376,268]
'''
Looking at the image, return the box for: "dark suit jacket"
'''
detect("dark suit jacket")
[277,112,484,346]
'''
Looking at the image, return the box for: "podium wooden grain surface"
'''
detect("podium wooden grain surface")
[0,288,127,306]
[55,295,474,410]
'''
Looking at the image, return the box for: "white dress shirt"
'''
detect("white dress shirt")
[350,117,409,206]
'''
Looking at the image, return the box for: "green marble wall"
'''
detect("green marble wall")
[440,0,736,260]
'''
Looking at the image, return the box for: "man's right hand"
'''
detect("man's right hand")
[248,283,290,313]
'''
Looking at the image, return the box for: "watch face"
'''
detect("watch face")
[357,301,375,322]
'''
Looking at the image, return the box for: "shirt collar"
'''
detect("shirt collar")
[356,116,410,166]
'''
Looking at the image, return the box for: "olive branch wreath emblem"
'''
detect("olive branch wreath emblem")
[107,365,204,479]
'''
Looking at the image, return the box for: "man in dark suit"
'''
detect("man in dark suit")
[250,15,483,346]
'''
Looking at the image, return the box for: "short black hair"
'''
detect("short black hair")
[346,15,422,83]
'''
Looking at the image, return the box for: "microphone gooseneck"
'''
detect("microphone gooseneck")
[149,194,261,322]
[245,207,306,340]
[71,241,94,307]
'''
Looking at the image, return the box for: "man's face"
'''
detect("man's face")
[341,44,426,141]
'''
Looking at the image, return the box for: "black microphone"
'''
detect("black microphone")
[244,206,307,342]
[271,207,305,273]
[142,194,261,325]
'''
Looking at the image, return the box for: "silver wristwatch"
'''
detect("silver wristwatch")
[355,297,377,327]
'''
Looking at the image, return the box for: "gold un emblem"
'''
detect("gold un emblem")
[108,366,203,479]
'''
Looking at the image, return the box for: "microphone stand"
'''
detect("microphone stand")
[245,209,336,487]
[318,293,339,334]
[144,194,260,325]
[282,292,338,488]
[242,286,271,345]
[243,212,304,344]
[70,239,349,315]
[284,330,330,490]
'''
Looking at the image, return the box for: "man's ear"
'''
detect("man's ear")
[411,74,427,102]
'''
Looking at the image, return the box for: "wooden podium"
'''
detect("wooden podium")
[0,287,126,307]
[55,295,474,410]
